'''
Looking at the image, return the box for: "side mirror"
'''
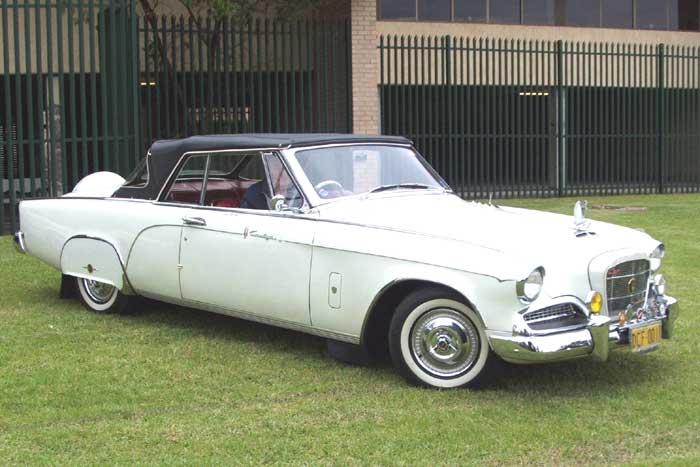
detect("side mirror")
[270,194,286,212]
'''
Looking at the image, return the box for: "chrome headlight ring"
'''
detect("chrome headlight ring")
[516,267,545,304]
[650,244,665,272]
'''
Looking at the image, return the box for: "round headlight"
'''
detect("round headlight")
[517,267,545,303]
[650,244,665,272]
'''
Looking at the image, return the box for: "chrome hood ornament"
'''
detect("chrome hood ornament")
[573,200,594,237]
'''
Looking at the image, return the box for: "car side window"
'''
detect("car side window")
[164,155,209,205]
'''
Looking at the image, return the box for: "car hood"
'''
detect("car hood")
[315,192,660,266]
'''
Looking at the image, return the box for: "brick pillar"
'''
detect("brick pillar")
[350,0,380,134]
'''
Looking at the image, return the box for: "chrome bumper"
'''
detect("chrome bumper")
[488,296,678,364]
[13,231,26,254]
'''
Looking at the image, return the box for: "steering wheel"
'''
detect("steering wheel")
[314,180,345,198]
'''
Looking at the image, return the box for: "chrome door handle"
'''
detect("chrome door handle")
[182,216,206,226]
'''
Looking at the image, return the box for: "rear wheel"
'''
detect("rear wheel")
[389,288,493,389]
[75,277,134,314]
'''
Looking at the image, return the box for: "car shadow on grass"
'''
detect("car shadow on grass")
[116,298,677,394]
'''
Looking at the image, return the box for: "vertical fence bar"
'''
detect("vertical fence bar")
[169,16,178,137]
[12,0,25,205]
[556,40,564,196]
[297,20,300,133]
[34,0,46,196]
[78,1,87,179]
[23,1,35,199]
[657,44,665,193]
[1,1,11,231]
[88,0,99,172]
[273,20,280,132]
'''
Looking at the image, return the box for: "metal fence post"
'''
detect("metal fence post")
[657,43,665,193]
[556,40,564,196]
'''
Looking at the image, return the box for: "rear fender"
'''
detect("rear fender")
[59,236,133,293]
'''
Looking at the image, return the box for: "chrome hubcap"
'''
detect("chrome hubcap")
[410,308,480,378]
[83,279,115,304]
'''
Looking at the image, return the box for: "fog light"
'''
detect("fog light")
[588,291,603,314]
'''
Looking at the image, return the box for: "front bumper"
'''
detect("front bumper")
[13,231,26,254]
[488,296,678,364]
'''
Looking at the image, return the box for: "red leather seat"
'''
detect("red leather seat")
[212,198,239,208]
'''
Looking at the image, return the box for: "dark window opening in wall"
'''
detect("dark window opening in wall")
[636,0,670,29]
[566,0,601,27]
[379,0,417,20]
[418,0,452,21]
[678,0,700,30]
[376,0,700,31]
[454,0,487,22]
[523,0,556,25]
[670,0,679,29]
[490,0,520,23]
[602,0,634,28]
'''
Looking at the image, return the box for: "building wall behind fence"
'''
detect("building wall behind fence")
[0,0,351,235]
[379,34,700,198]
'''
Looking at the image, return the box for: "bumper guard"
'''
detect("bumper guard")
[13,231,26,254]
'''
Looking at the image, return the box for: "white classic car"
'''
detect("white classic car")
[14,134,678,389]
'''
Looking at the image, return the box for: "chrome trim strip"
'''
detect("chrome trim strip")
[137,290,360,344]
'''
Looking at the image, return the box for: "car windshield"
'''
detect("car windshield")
[293,145,447,201]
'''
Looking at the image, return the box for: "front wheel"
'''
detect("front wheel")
[75,277,134,314]
[389,288,493,389]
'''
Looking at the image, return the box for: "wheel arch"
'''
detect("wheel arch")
[359,278,484,358]
[59,235,135,294]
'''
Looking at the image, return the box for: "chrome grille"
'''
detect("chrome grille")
[606,259,650,318]
[524,303,577,323]
[523,303,586,330]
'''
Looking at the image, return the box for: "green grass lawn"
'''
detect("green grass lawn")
[1,194,699,466]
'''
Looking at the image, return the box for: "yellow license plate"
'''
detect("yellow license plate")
[630,321,662,353]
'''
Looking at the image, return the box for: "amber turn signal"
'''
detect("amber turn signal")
[589,292,603,314]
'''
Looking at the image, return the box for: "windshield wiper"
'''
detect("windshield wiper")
[368,183,431,194]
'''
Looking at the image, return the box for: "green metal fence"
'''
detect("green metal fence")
[0,0,350,234]
[138,16,350,143]
[379,35,700,198]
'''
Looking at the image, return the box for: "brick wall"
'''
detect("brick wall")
[350,0,380,134]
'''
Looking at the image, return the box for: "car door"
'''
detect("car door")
[177,151,314,326]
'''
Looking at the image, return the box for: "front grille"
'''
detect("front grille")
[606,259,650,319]
[523,303,587,330]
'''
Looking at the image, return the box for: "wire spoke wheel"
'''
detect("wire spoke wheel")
[82,279,116,304]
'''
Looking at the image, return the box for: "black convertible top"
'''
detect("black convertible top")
[113,133,413,200]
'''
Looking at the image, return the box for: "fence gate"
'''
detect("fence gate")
[0,0,140,233]
[379,35,700,198]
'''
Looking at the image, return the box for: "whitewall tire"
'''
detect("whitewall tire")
[75,277,134,314]
[389,288,493,389]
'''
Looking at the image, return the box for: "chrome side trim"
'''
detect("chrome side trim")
[13,231,26,254]
[137,291,360,344]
